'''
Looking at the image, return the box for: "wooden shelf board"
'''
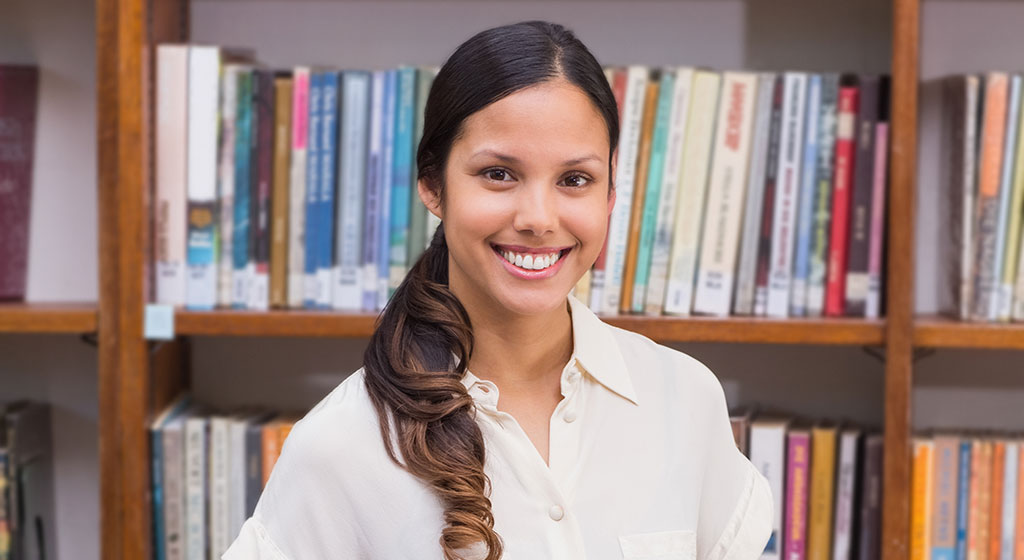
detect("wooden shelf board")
[914,315,1024,349]
[175,308,884,344]
[0,302,99,334]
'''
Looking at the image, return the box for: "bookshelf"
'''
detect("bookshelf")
[0,302,98,334]
[95,1,916,560]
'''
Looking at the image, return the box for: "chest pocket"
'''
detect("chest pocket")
[618,529,696,560]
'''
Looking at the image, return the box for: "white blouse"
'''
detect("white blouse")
[223,294,772,560]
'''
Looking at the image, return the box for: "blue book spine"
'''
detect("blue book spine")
[390,66,416,298]
[232,70,253,309]
[318,71,341,309]
[377,70,397,311]
[362,71,385,311]
[632,70,675,313]
[304,72,323,308]
[334,71,371,311]
[992,75,1022,319]
[791,74,822,317]
[150,428,166,560]
[954,440,972,560]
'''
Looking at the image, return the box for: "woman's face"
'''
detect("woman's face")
[420,79,616,319]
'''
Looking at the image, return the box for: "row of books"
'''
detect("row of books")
[910,434,1024,560]
[0,65,39,302]
[730,412,884,560]
[0,401,56,560]
[943,73,1024,323]
[153,44,891,318]
[148,396,299,560]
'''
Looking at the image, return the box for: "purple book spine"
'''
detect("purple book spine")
[785,430,811,560]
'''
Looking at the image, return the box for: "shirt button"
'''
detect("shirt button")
[563,410,577,423]
[548,505,565,521]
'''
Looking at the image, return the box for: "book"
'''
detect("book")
[832,428,862,560]
[972,73,1010,321]
[664,69,720,316]
[334,70,371,311]
[155,45,189,307]
[826,77,860,317]
[857,433,884,560]
[956,439,972,560]
[845,75,882,317]
[1007,79,1024,321]
[750,416,790,560]
[943,76,980,321]
[932,436,961,560]
[248,69,275,311]
[989,440,1007,560]
[999,441,1018,560]
[808,74,841,317]
[753,76,786,316]
[231,68,254,309]
[407,67,436,265]
[733,72,777,315]
[303,71,323,308]
[269,76,293,308]
[866,78,891,320]
[791,74,823,318]
[590,68,629,313]
[911,438,935,560]
[217,65,241,308]
[376,69,397,311]
[389,66,417,297]
[766,72,808,318]
[362,71,385,312]
[994,76,1023,321]
[149,396,190,560]
[0,65,38,301]
[316,70,341,309]
[286,67,310,308]
[807,424,838,560]
[785,427,811,560]
[184,414,208,560]
[693,71,759,316]
[3,402,56,560]
[968,439,992,560]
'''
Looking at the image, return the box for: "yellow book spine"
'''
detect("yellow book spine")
[807,426,838,560]
[911,438,935,560]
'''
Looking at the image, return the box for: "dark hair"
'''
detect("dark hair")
[362,21,619,560]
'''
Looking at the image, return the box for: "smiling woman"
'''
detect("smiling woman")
[223,20,772,560]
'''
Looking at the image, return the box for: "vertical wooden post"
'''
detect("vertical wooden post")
[882,0,919,557]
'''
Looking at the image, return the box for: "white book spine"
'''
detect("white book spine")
[750,422,786,560]
[1000,442,1018,560]
[645,67,695,315]
[790,74,822,318]
[217,66,239,308]
[963,77,980,321]
[693,72,758,316]
[287,67,310,308]
[208,417,230,560]
[664,71,721,316]
[185,417,207,560]
[766,72,808,318]
[832,430,860,560]
[733,73,777,315]
[602,66,649,315]
[335,72,370,311]
[247,262,267,311]
[995,76,1023,321]
[186,46,221,311]
[156,45,189,307]
[227,418,249,546]
[362,71,386,311]
[162,423,186,560]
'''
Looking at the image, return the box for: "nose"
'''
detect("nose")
[512,181,558,236]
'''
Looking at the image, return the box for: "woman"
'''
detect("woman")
[225,20,771,560]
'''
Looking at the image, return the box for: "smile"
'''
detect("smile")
[490,244,572,276]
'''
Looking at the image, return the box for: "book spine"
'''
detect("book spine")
[866,78,891,319]
[693,72,758,316]
[316,71,340,309]
[766,72,808,318]
[602,66,649,315]
[303,72,322,308]
[334,71,370,311]
[362,71,385,311]
[664,70,721,316]
[162,425,186,560]
[845,75,881,317]
[1006,81,1024,321]
[911,439,935,560]
[832,430,860,560]
[287,67,310,308]
[809,74,840,316]
[389,67,416,297]
[967,440,992,560]
[947,76,980,320]
[994,76,1023,321]
[155,45,189,307]
[645,68,695,315]
[990,441,1006,560]
[377,70,397,311]
[750,423,787,560]
[632,70,675,313]
[407,68,432,265]
[261,423,283,487]
[150,427,166,560]
[1000,442,1018,560]
[231,70,253,309]
[185,47,221,311]
[791,75,822,318]
[807,426,837,560]
[249,69,275,311]
[621,78,661,314]
[184,418,207,560]
[933,437,961,560]
[754,77,785,316]
[269,77,293,308]
[857,434,884,560]
[973,73,1010,321]
[227,419,248,547]
[785,430,811,560]
[590,68,629,313]
[1014,442,1024,560]
[0,66,38,300]
[956,440,972,560]
[208,418,230,560]
[217,66,239,308]
[733,72,777,315]
[826,82,860,316]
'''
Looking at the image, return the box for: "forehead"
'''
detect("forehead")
[453,80,610,161]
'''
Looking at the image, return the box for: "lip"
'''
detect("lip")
[490,243,573,254]
[491,244,571,280]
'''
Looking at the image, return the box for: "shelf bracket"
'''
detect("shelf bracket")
[861,345,936,364]
[79,332,98,348]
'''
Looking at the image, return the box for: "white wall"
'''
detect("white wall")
[1,0,100,558]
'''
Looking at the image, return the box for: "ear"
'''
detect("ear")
[417,178,442,220]
[607,153,617,217]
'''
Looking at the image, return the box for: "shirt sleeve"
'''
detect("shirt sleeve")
[696,374,774,560]
[222,517,291,560]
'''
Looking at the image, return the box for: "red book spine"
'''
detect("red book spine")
[0,65,39,301]
[826,83,860,316]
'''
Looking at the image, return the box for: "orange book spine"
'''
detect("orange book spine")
[910,439,934,560]
[270,76,293,308]
[619,77,660,313]
[261,420,282,487]
[989,440,1006,560]
[970,440,992,560]
[1015,441,1024,560]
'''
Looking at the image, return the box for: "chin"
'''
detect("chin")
[490,285,571,317]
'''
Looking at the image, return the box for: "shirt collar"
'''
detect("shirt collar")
[566,293,639,406]
[458,294,639,407]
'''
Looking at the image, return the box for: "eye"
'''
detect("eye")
[483,168,514,182]
[561,173,592,189]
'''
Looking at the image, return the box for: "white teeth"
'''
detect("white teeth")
[499,248,565,270]
[522,255,534,269]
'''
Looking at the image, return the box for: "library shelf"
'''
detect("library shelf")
[914,315,1024,350]
[0,302,98,334]
[173,308,885,345]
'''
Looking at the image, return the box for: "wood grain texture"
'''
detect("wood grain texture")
[0,302,97,333]
[915,315,1024,349]
[882,0,918,558]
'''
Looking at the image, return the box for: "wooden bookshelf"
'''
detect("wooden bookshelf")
[915,315,1024,350]
[0,302,98,334]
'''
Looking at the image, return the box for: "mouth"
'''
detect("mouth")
[490,243,572,274]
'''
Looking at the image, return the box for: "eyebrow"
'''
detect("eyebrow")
[470,149,602,167]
